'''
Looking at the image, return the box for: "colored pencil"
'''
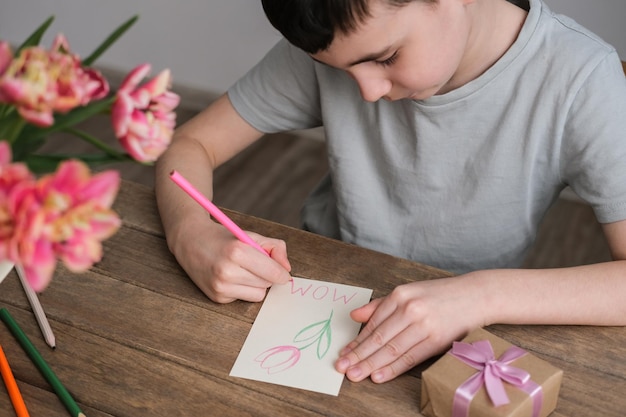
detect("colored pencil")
[16,265,56,349]
[169,170,270,256]
[0,308,86,417]
[0,344,30,417]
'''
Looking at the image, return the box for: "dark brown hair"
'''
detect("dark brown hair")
[261,0,437,53]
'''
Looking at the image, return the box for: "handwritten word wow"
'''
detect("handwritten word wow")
[289,280,358,305]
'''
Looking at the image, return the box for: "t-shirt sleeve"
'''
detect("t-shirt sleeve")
[561,51,626,223]
[227,38,323,134]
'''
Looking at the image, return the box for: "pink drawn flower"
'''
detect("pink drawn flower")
[253,310,334,374]
[111,63,180,163]
[254,345,301,374]
[0,35,109,127]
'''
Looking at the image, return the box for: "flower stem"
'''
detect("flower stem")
[65,127,128,160]
[0,103,15,119]
[0,115,27,144]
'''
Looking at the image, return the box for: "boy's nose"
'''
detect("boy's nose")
[353,74,392,102]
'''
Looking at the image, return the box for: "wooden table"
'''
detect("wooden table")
[0,180,624,416]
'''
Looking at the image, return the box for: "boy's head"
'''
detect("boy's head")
[261,0,436,54]
[260,0,519,103]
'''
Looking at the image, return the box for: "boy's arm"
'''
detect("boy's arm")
[335,218,626,383]
[484,218,626,326]
[603,218,626,260]
[155,94,292,303]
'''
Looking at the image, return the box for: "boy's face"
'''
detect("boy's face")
[311,0,474,102]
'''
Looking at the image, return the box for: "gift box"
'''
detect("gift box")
[420,328,563,417]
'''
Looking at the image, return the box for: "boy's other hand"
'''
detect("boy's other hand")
[335,275,486,383]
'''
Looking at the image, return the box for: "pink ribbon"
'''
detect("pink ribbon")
[449,339,543,417]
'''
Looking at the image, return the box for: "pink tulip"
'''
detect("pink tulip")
[0,42,12,75]
[0,142,35,258]
[112,63,180,163]
[0,34,109,127]
[0,141,121,291]
[0,141,33,185]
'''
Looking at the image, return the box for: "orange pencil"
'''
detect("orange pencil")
[0,344,30,417]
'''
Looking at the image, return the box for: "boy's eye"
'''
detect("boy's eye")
[377,51,399,67]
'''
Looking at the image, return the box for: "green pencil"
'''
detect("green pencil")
[0,308,86,417]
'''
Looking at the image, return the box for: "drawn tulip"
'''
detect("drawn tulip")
[255,345,302,374]
[111,63,180,163]
[254,310,334,374]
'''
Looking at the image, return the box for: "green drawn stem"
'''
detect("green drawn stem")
[293,310,333,359]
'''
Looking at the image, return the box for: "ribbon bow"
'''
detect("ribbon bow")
[449,339,543,417]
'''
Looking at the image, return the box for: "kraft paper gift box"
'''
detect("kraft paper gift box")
[420,328,563,417]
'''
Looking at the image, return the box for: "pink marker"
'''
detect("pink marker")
[169,170,269,256]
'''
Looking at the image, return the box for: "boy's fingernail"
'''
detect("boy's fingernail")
[372,370,385,383]
[347,366,362,379]
[336,358,350,372]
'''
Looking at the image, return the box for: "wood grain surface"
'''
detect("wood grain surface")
[0,181,623,417]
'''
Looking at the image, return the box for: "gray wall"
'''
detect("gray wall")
[0,0,624,94]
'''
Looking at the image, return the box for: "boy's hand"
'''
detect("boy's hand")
[335,276,486,383]
[171,218,292,303]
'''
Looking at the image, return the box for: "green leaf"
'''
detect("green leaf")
[0,103,16,119]
[16,16,55,52]
[10,137,46,162]
[82,15,139,66]
[65,127,127,160]
[0,112,26,143]
[293,310,334,355]
[24,153,129,174]
[316,323,332,360]
[17,97,115,142]
[22,154,61,174]
[293,319,328,344]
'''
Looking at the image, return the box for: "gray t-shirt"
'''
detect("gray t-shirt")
[228,0,626,274]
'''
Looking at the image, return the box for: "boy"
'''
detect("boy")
[155,0,626,384]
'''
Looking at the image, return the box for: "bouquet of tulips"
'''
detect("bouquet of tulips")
[0,16,180,291]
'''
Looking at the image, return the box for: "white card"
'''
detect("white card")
[0,261,14,285]
[230,277,373,395]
